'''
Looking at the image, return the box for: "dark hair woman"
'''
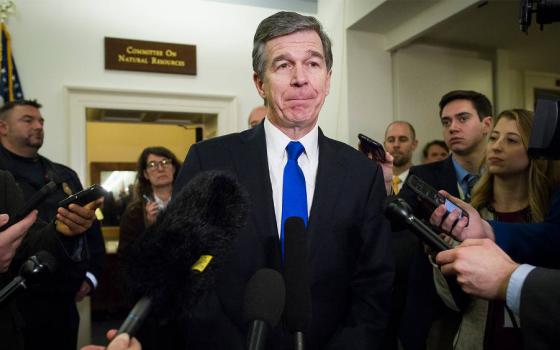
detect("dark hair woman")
[117,146,181,257]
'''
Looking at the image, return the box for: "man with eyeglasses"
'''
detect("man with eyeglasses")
[0,99,106,350]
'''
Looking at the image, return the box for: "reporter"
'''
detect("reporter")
[117,146,180,258]
[435,239,560,350]
[0,169,99,350]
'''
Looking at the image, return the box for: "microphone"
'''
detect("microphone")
[124,170,249,320]
[0,251,57,305]
[244,268,286,350]
[384,196,450,252]
[1,181,57,230]
[283,216,311,350]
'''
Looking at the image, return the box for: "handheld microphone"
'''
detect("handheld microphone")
[124,170,249,321]
[1,181,57,230]
[0,251,57,305]
[244,268,286,350]
[283,216,311,350]
[384,196,451,252]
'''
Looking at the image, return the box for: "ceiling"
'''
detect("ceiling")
[351,0,560,72]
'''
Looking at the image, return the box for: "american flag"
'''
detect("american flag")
[1,22,24,103]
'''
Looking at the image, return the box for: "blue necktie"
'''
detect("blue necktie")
[464,174,479,202]
[281,141,308,258]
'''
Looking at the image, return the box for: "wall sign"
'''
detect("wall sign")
[105,37,196,75]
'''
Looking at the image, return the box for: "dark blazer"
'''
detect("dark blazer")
[492,191,560,269]
[396,157,462,350]
[0,170,88,350]
[520,267,560,349]
[172,123,394,350]
[0,146,104,350]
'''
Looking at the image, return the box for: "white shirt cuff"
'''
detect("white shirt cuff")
[506,264,536,316]
[86,271,98,289]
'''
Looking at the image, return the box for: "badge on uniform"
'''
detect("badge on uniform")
[62,182,73,196]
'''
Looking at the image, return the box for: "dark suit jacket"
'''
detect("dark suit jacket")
[172,123,394,350]
[0,170,88,350]
[492,191,560,269]
[520,267,560,349]
[396,157,462,350]
[0,145,105,350]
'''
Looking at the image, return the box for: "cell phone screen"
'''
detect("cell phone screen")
[444,199,462,218]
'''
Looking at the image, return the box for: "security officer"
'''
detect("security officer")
[1,169,101,350]
[0,100,105,350]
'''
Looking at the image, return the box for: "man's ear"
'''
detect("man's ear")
[0,119,8,137]
[482,116,493,134]
[253,72,267,99]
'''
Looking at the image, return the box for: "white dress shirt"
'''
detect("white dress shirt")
[264,118,319,237]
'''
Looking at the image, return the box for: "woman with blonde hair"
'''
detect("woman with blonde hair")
[434,108,560,350]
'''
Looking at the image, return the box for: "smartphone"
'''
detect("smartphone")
[358,133,386,162]
[1,181,57,230]
[58,184,106,209]
[406,174,469,224]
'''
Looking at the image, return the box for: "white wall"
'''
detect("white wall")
[7,0,312,165]
[7,0,353,167]
[392,43,493,163]
[346,30,393,145]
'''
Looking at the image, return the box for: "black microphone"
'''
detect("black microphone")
[384,196,450,252]
[0,251,57,305]
[284,216,311,350]
[117,296,152,337]
[124,170,249,321]
[1,181,57,230]
[244,268,286,350]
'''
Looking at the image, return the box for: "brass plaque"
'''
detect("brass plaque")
[105,37,196,75]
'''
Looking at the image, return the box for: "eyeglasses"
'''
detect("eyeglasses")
[146,159,172,170]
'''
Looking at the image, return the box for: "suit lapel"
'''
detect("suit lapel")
[440,157,461,198]
[307,129,347,262]
[235,124,281,265]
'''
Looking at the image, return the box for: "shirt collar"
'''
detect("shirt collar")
[263,118,319,161]
[451,155,473,184]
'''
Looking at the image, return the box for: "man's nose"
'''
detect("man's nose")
[290,64,308,86]
[32,120,43,129]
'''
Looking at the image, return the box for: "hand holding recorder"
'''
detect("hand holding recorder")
[358,133,394,195]
[429,190,495,242]
[56,184,106,237]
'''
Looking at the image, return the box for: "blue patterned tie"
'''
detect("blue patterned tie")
[464,174,479,203]
[281,141,308,258]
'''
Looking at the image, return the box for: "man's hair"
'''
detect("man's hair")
[422,140,448,159]
[252,11,333,80]
[438,90,493,120]
[385,120,416,141]
[0,99,42,120]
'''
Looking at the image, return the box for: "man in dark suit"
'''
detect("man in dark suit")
[0,100,106,350]
[0,169,101,350]
[395,90,493,349]
[173,11,393,350]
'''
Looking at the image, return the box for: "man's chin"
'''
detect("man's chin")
[27,142,43,149]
